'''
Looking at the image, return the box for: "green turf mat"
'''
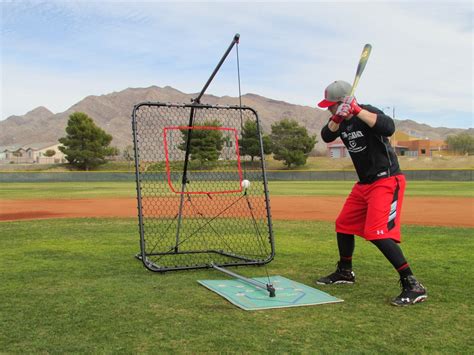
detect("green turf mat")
[198,275,343,310]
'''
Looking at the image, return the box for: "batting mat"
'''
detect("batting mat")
[198,276,343,311]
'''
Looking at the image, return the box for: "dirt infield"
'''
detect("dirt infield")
[1,196,473,227]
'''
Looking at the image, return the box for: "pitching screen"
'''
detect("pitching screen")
[131,102,274,271]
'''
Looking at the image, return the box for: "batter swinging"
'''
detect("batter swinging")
[316,80,427,306]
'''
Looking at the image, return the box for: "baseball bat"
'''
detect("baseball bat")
[349,44,372,96]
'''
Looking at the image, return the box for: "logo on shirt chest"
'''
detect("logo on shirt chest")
[341,131,364,140]
[341,130,367,153]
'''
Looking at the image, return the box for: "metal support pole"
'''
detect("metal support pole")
[193,34,240,104]
[211,263,276,297]
[174,34,241,252]
[174,106,196,252]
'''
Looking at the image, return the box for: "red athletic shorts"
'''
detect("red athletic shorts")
[335,175,406,243]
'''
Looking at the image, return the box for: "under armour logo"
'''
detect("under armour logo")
[376,230,384,235]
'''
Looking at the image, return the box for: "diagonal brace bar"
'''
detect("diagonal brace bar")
[211,263,276,297]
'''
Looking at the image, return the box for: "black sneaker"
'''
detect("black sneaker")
[391,275,427,306]
[316,263,355,285]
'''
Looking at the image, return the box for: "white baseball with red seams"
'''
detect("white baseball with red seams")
[241,179,251,189]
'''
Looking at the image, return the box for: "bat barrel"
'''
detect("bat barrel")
[350,44,372,96]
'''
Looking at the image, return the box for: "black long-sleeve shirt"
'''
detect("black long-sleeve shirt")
[321,104,401,184]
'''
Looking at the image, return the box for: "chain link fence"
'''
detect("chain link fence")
[1,169,472,182]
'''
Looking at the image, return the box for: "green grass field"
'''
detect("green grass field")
[1,181,474,199]
[1,181,473,352]
[1,218,473,353]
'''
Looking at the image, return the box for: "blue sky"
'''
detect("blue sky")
[1,1,473,129]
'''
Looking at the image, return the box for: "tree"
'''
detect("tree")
[44,149,56,157]
[239,120,272,161]
[446,132,474,155]
[59,112,114,170]
[122,145,134,169]
[178,120,224,166]
[270,118,317,168]
[107,146,120,160]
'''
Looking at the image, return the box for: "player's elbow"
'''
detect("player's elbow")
[321,127,337,143]
[383,123,395,136]
[374,115,395,136]
[321,135,332,143]
[386,121,395,136]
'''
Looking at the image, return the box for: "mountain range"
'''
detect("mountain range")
[1,86,471,152]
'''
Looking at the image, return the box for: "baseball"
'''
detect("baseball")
[241,179,251,189]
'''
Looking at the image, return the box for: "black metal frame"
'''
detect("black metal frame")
[131,102,275,272]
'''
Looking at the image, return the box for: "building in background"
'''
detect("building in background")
[0,145,22,162]
[0,143,66,164]
[389,132,448,157]
[393,139,448,157]
[326,138,348,158]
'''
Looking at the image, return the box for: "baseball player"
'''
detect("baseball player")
[316,80,427,306]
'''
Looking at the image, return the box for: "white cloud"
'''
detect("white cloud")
[1,1,472,128]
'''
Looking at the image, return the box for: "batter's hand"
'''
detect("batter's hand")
[330,114,344,124]
[336,103,352,118]
[342,96,362,115]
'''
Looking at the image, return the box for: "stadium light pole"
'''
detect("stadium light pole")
[383,106,395,119]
